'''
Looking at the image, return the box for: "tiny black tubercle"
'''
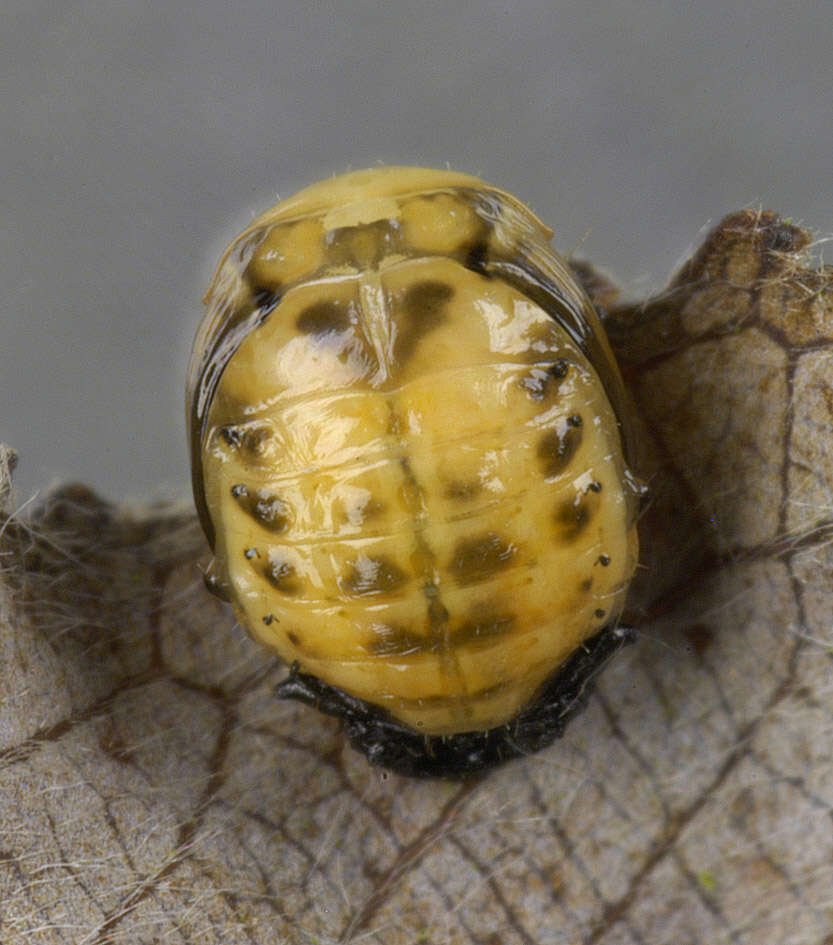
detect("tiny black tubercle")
[274,625,636,779]
[219,423,273,459]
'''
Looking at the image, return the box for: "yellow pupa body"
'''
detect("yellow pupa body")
[188,166,640,761]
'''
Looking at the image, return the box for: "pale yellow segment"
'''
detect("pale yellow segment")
[399,193,482,255]
[246,218,326,287]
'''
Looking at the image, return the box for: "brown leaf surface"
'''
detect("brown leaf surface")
[2,210,832,945]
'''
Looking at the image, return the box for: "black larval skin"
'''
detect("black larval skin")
[275,624,636,779]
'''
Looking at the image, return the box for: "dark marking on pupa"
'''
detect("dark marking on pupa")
[296,299,352,336]
[393,280,454,363]
[219,423,272,458]
[554,492,599,543]
[343,555,409,597]
[233,488,290,533]
[537,423,583,478]
[263,556,300,595]
[450,532,517,586]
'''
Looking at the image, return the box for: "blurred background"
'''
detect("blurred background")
[2,0,831,503]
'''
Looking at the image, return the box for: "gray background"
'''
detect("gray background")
[2,0,831,504]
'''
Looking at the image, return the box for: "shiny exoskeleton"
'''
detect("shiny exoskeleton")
[187,167,642,777]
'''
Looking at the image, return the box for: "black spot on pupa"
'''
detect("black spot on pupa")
[258,496,289,531]
[568,414,583,428]
[233,489,290,532]
[404,280,454,315]
[219,425,242,448]
[520,360,570,401]
[394,280,454,363]
[598,554,611,567]
[296,299,352,336]
[231,483,248,498]
[262,614,275,626]
[595,608,606,619]
[579,577,593,592]
[264,557,300,595]
[342,555,408,597]
[244,547,258,560]
[219,423,272,457]
[587,481,602,493]
[554,494,596,542]
[450,532,517,586]
[537,424,583,478]
[287,631,301,646]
